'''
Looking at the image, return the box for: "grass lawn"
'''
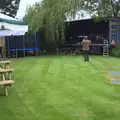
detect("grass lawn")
[0,55,120,120]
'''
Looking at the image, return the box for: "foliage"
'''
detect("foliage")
[83,0,120,17]
[111,45,120,57]
[0,0,10,9]
[24,0,84,43]
[25,0,120,43]
[0,0,20,17]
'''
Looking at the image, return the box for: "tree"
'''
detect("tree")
[25,0,82,43]
[0,0,10,9]
[82,0,120,17]
[0,0,20,18]
[25,0,120,43]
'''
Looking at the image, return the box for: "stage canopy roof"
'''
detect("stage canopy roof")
[0,13,28,36]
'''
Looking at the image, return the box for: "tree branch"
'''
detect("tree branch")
[110,0,117,16]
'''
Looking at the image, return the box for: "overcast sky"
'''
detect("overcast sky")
[17,0,40,18]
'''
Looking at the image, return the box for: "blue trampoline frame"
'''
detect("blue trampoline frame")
[7,32,40,57]
[9,48,40,51]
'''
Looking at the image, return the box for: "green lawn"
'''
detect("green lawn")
[0,56,120,120]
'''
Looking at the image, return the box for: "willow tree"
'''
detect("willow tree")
[25,0,120,43]
[24,0,84,43]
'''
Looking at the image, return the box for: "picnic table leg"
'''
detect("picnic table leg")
[2,73,8,96]
[8,72,12,80]
[4,64,7,80]
[5,63,11,80]
[2,72,5,81]
[4,85,8,96]
[5,64,6,69]
[7,64,10,69]
[5,63,10,69]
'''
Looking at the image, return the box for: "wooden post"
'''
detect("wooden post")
[0,37,5,59]
[2,72,8,96]
[8,72,12,80]
[4,81,8,96]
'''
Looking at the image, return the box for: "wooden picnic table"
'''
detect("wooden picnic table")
[0,61,12,69]
[0,61,14,96]
[0,68,14,96]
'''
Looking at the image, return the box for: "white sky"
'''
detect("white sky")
[17,0,40,18]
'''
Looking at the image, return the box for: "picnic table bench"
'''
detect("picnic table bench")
[0,61,14,96]
[0,60,12,69]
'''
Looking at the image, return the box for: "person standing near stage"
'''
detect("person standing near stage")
[111,40,116,48]
[109,40,116,53]
[81,36,91,61]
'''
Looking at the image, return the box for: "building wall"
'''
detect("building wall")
[65,19,109,44]
[109,18,120,44]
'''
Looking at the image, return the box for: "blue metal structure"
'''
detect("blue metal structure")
[6,32,40,57]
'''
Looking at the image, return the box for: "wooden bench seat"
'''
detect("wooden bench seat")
[0,61,14,96]
[0,80,14,85]
[0,69,14,73]
[0,61,12,64]
[0,61,12,69]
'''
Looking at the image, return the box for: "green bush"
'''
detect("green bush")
[111,45,120,57]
